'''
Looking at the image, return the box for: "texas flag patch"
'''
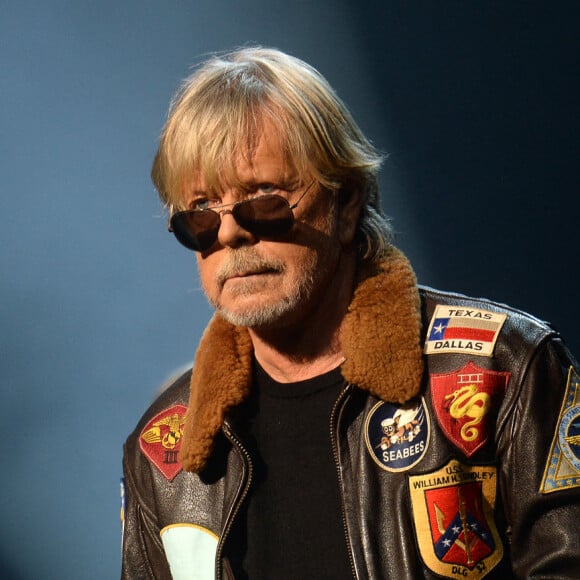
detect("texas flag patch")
[425,306,507,357]
[140,404,188,480]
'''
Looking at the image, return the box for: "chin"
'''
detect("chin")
[217,296,303,329]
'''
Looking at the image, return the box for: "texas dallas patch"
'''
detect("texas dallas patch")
[365,398,429,472]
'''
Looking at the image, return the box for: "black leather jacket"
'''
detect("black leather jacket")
[122,254,580,579]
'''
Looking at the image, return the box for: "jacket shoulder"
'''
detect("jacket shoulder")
[419,285,558,343]
[124,367,192,457]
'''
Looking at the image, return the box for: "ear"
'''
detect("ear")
[337,187,363,246]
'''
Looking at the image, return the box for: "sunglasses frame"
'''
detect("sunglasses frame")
[168,181,316,252]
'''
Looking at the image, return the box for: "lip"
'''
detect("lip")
[227,270,258,280]
[222,268,278,285]
[233,270,260,277]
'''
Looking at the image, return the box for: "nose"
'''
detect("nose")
[216,210,256,248]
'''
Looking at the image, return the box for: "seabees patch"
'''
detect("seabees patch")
[140,404,187,480]
[409,459,503,579]
[425,305,506,357]
[540,367,580,493]
[364,398,429,472]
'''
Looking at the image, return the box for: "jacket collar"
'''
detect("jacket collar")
[179,246,424,472]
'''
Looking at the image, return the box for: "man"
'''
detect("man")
[122,47,580,579]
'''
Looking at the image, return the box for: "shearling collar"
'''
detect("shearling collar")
[179,246,424,472]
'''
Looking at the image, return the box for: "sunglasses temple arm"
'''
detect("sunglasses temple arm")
[289,180,317,210]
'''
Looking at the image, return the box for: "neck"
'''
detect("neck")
[250,331,347,383]
[248,253,356,383]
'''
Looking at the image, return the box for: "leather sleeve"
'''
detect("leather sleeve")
[121,438,172,580]
[497,337,580,577]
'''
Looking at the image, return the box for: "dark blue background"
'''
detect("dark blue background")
[1,2,578,578]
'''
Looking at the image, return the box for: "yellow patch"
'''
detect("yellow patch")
[540,367,580,494]
[409,460,503,578]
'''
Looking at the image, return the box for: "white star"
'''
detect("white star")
[443,539,452,547]
[452,526,461,535]
[434,323,445,335]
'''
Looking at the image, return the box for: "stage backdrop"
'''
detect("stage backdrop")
[1,1,577,578]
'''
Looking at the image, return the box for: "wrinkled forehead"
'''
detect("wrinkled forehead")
[160,96,324,211]
[189,115,302,194]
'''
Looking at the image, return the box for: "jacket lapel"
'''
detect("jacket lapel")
[179,246,423,472]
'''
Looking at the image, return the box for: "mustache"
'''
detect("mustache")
[215,248,286,288]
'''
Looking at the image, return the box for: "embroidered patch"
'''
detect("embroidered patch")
[425,305,507,357]
[120,477,126,547]
[540,367,580,493]
[364,398,429,472]
[161,523,218,580]
[430,362,510,457]
[409,459,503,579]
[140,404,187,480]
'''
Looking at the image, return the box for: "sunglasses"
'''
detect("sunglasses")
[169,182,315,252]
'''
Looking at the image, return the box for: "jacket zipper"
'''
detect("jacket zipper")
[215,422,254,580]
[330,383,358,580]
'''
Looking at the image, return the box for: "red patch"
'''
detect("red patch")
[139,405,188,480]
[430,362,509,456]
[410,460,503,578]
[425,481,496,569]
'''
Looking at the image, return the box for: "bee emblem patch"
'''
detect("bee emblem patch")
[364,398,429,472]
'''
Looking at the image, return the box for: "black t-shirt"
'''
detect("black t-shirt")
[228,361,353,579]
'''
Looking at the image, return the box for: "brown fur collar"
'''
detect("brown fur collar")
[179,246,423,472]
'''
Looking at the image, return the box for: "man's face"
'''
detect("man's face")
[184,119,355,330]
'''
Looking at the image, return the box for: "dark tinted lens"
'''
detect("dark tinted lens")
[234,195,294,237]
[170,210,220,252]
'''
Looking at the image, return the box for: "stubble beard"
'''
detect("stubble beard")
[206,207,339,329]
[208,247,318,329]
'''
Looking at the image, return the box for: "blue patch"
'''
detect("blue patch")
[120,477,126,545]
[559,406,580,471]
[364,398,430,472]
[540,367,580,493]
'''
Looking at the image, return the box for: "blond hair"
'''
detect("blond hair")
[152,47,393,261]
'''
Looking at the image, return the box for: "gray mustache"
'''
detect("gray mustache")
[216,249,285,288]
